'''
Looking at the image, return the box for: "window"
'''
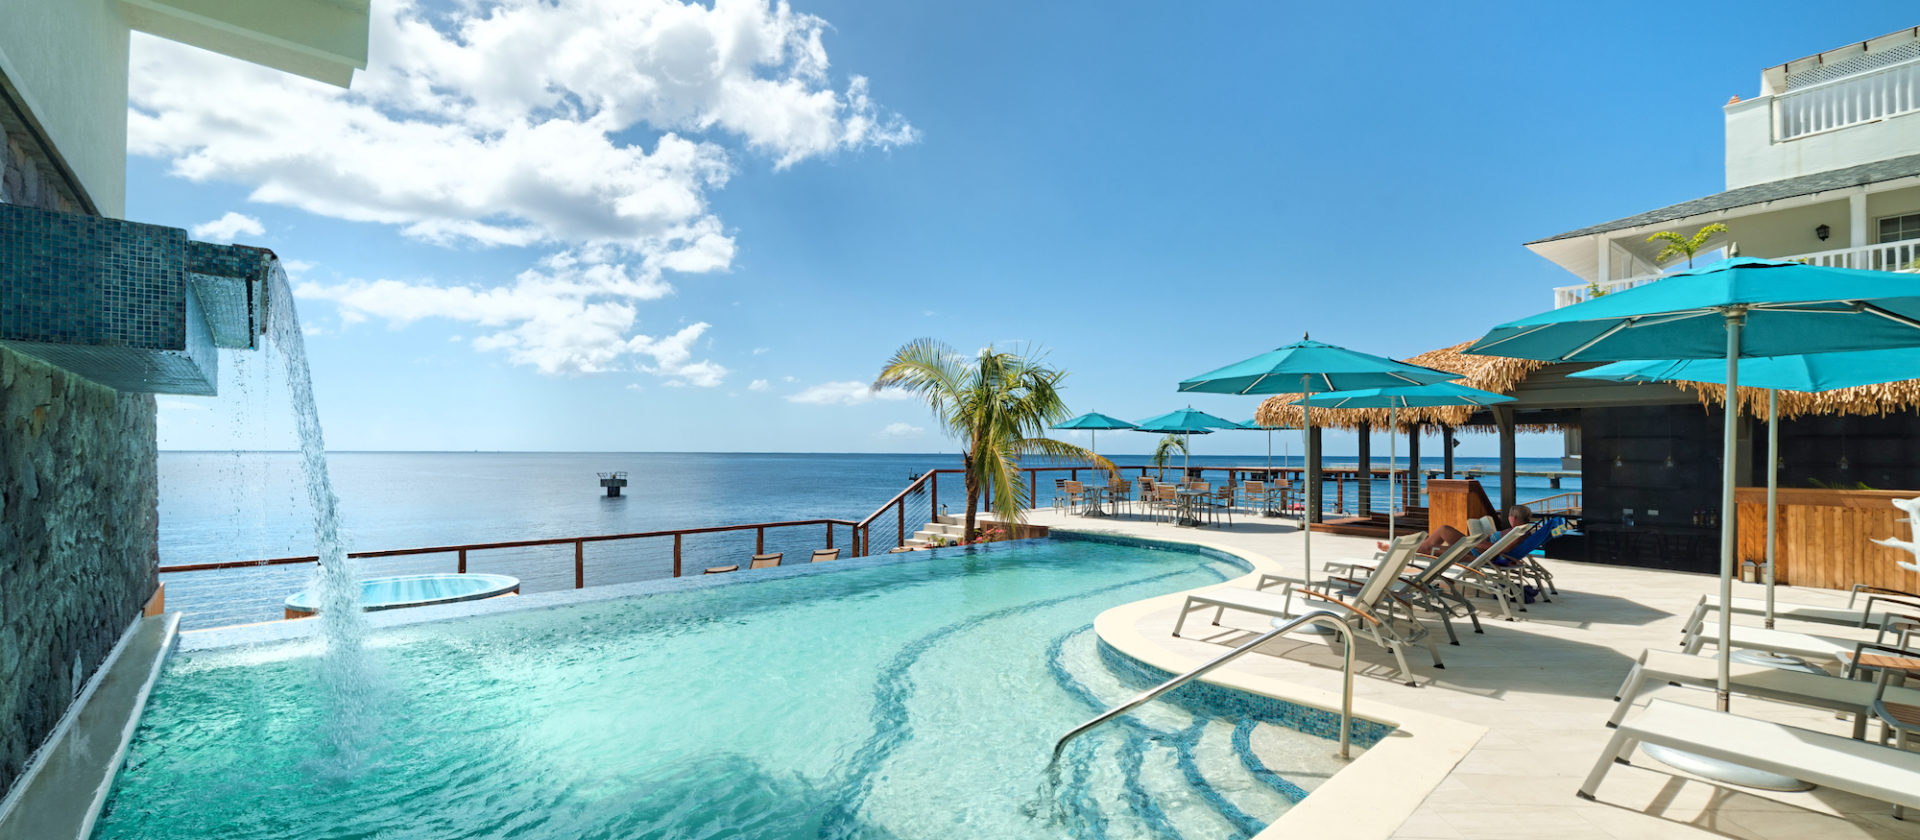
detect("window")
[1879,212,1920,243]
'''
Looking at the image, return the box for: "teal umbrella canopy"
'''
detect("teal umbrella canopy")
[1568,349,1920,392]
[1468,258,1920,362]
[1178,337,1460,395]
[1299,382,1516,409]
[1053,411,1139,431]
[1235,418,1297,430]
[1134,407,1237,434]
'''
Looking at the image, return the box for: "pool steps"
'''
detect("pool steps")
[1046,627,1317,839]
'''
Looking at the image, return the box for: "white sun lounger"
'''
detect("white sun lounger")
[1609,649,1920,737]
[1682,594,1910,632]
[1680,623,1867,664]
[1581,699,1920,819]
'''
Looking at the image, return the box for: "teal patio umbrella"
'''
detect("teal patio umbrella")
[1301,382,1516,541]
[1052,411,1138,468]
[1572,348,1920,631]
[1469,256,1920,711]
[1135,407,1238,479]
[1179,336,1458,583]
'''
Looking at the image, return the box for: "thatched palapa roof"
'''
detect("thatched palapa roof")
[1253,341,1557,433]
[1674,379,1920,421]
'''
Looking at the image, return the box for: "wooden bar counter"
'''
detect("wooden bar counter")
[1735,486,1920,593]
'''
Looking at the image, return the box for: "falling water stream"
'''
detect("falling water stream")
[263,264,379,764]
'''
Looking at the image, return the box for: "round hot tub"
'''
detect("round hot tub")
[284,573,520,619]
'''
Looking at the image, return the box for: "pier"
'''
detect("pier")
[598,471,629,497]
[1423,467,1578,488]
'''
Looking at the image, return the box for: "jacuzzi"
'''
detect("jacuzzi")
[283,573,520,619]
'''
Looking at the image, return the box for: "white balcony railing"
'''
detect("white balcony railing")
[1773,55,1920,141]
[1553,241,1920,308]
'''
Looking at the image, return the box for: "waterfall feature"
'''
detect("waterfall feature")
[263,264,377,760]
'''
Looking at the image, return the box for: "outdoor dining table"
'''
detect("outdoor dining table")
[1174,488,1209,527]
[1075,484,1123,517]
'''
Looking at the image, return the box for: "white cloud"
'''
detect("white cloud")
[625,383,643,391]
[628,322,726,386]
[748,378,769,391]
[751,347,770,355]
[880,422,923,438]
[190,211,265,242]
[130,0,911,377]
[787,380,912,405]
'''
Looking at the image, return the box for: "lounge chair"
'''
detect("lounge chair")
[1288,532,1491,646]
[1607,648,1920,737]
[1580,699,1920,819]
[703,565,738,574]
[751,552,783,569]
[1679,623,1866,664]
[810,548,840,563]
[1682,594,1917,637]
[1177,532,1440,684]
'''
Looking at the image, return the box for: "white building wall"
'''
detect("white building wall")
[0,0,130,216]
[1726,90,1920,191]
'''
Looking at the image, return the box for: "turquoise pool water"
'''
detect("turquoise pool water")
[94,538,1372,840]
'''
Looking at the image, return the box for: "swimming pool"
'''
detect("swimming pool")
[93,537,1382,839]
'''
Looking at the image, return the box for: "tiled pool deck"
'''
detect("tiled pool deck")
[1015,507,1920,840]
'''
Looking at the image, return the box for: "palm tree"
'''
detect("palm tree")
[874,339,1114,541]
[1647,223,1729,269]
[1150,434,1187,480]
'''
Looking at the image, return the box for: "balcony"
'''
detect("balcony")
[1772,54,1920,142]
[1553,240,1920,308]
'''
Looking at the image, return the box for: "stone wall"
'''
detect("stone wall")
[0,110,160,798]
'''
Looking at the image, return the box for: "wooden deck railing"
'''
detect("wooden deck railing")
[1524,492,1583,515]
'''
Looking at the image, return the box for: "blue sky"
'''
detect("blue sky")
[131,0,1915,457]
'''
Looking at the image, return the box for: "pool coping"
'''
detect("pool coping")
[1057,527,1487,840]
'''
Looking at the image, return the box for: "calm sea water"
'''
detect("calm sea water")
[158,451,1576,627]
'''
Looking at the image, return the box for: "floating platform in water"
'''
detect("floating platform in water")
[598,471,629,497]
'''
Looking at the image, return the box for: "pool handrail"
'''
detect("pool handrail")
[1051,608,1357,768]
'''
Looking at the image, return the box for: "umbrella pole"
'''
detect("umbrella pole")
[1302,393,1314,586]
[1765,390,1779,630]
[1716,313,1743,713]
[1388,404,1397,542]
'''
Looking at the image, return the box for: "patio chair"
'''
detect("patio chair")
[704,565,739,574]
[1485,515,1567,599]
[1581,699,1920,819]
[1180,531,1441,684]
[1062,480,1090,515]
[1052,478,1070,513]
[1108,479,1132,517]
[1153,485,1180,525]
[751,552,783,569]
[811,548,840,563]
[1210,484,1236,526]
[1243,480,1268,515]
[1328,532,1487,646]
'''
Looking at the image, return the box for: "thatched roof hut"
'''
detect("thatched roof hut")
[1671,378,1920,421]
[1253,341,1555,432]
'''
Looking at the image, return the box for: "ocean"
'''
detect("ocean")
[159,451,1577,628]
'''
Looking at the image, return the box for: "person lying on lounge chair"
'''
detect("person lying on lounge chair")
[1384,506,1535,564]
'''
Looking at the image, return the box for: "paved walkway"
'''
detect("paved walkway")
[1019,504,1920,840]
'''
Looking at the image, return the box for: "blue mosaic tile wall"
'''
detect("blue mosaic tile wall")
[0,203,270,393]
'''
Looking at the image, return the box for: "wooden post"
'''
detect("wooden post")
[931,473,940,520]
[1494,406,1517,513]
[574,540,584,589]
[1356,422,1372,516]
[756,526,766,555]
[1028,469,1037,510]
[1407,425,1421,508]
[1307,426,1324,523]
[457,548,467,574]
[897,503,905,548]
[1442,424,1456,479]
[673,533,682,577]
[826,523,834,549]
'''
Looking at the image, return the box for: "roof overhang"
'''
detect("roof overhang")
[121,0,369,87]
